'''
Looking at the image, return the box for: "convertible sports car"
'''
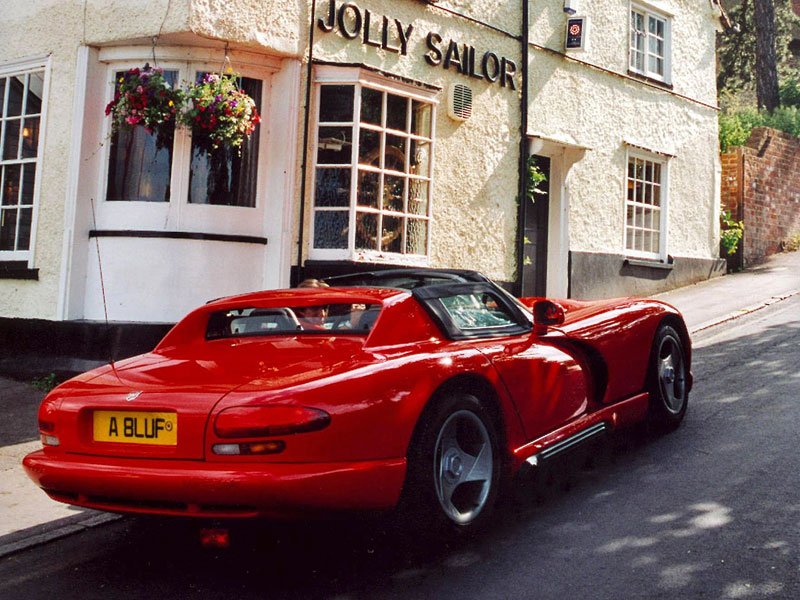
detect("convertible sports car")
[23,269,691,533]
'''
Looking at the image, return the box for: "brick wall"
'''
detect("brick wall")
[720,127,800,267]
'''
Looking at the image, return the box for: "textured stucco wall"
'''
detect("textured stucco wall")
[529,0,721,261]
[189,0,304,56]
[308,0,522,283]
[0,0,302,320]
[1,0,723,321]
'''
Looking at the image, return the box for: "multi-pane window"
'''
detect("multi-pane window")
[625,153,666,259]
[0,67,44,257]
[105,66,262,208]
[312,80,434,259]
[630,7,669,82]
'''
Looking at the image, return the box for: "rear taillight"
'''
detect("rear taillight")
[214,405,331,439]
[38,420,59,446]
[212,441,286,455]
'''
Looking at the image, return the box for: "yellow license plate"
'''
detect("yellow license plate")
[93,411,178,445]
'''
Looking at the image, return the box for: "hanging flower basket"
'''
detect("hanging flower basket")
[104,65,183,145]
[181,73,261,152]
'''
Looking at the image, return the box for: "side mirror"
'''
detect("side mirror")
[532,300,565,334]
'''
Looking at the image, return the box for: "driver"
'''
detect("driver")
[295,304,328,330]
[295,278,329,330]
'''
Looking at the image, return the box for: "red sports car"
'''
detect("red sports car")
[23,269,691,533]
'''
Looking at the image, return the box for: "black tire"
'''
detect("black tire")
[397,393,501,537]
[647,324,689,431]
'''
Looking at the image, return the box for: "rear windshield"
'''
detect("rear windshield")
[205,303,381,339]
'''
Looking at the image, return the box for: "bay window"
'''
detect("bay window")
[100,59,267,236]
[311,68,436,262]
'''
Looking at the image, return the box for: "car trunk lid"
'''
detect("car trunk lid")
[52,337,368,459]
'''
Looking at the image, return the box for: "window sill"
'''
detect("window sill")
[0,261,39,280]
[623,256,674,271]
[89,230,268,245]
[626,70,673,90]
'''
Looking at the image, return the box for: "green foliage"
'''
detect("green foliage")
[784,232,800,252]
[526,156,547,203]
[31,373,59,393]
[719,112,755,152]
[719,105,800,151]
[780,77,800,107]
[180,73,261,151]
[720,208,744,256]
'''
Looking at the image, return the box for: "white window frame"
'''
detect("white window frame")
[310,66,437,265]
[624,148,669,261]
[629,3,672,84]
[0,56,50,265]
[94,47,279,237]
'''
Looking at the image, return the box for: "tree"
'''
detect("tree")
[754,0,780,110]
[717,0,800,109]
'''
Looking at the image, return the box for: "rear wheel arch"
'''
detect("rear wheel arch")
[398,376,507,534]
[413,374,509,460]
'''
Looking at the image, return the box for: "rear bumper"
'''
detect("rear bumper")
[23,450,406,519]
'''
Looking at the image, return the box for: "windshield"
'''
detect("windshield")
[206,303,381,339]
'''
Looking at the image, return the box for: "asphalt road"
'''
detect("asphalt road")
[1,295,798,600]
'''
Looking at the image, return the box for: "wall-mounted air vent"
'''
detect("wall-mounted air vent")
[448,84,473,122]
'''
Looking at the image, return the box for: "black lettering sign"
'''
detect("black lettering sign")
[318,0,335,32]
[363,10,381,48]
[425,32,443,66]
[124,417,135,438]
[315,2,516,90]
[338,3,362,40]
[396,20,413,56]
[501,58,517,90]
[443,40,463,74]
[482,52,501,82]
[382,15,400,53]
[108,416,118,437]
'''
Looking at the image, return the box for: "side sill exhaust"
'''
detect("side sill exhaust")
[524,422,610,468]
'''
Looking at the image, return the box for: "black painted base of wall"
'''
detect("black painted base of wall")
[0,317,173,380]
[569,251,727,299]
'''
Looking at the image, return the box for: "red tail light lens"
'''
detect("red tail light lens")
[214,406,331,438]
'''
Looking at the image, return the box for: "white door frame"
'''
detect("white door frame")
[528,134,588,298]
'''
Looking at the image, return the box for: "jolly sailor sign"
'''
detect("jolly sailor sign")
[317,1,518,89]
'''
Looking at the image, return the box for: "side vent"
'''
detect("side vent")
[448,84,473,122]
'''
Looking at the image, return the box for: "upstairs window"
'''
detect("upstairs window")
[0,63,46,260]
[629,6,670,83]
[311,70,435,262]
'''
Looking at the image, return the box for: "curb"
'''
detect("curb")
[690,290,800,335]
[0,511,121,559]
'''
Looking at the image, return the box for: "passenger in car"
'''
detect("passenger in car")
[297,278,329,289]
